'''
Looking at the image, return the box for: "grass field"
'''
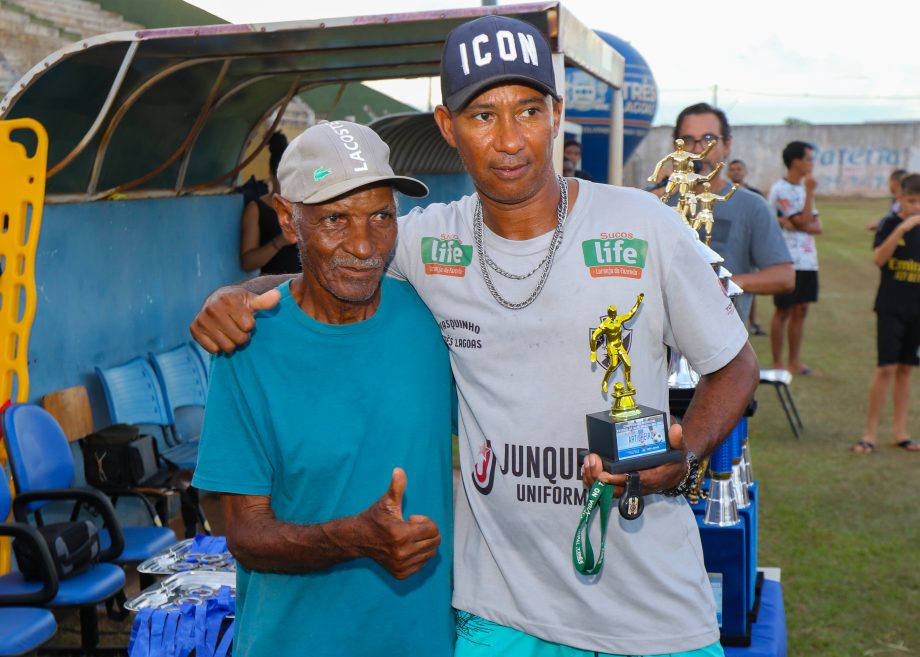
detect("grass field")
[747,196,920,656]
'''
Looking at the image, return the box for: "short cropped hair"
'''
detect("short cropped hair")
[564,139,581,150]
[729,159,746,167]
[899,173,920,195]
[891,168,909,182]
[673,103,731,140]
[782,141,814,168]
[268,131,289,176]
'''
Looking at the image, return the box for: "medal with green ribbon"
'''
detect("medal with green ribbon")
[573,473,644,574]
[572,480,613,575]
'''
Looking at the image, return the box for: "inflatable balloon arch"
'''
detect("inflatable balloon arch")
[564,31,658,183]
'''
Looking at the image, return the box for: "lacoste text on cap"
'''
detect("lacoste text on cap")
[277,120,428,204]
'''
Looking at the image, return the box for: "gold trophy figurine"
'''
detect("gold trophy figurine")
[590,293,644,417]
[648,139,719,204]
[676,189,698,225]
[674,163,725,225]
[691,182,738,245]
[581,293,682,481]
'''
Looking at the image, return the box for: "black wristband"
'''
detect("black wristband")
[660,450,700,497]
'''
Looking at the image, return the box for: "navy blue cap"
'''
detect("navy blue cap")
[440,15,559,112]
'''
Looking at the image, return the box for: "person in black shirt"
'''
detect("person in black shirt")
[727,159,763,197]
[240,132,302,275]
[854,173,920,453]
[563,138,593,181]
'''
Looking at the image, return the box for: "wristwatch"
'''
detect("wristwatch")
[661,450,700,497]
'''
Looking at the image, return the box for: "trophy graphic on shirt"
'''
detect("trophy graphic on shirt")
[581,294,684,496]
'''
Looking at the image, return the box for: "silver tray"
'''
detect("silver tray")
[137,537,236,575]
[125,570,236,614]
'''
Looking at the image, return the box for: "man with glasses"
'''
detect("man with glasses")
[673,103,794,325]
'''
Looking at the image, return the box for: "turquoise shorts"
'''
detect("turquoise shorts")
[455,612,724,657]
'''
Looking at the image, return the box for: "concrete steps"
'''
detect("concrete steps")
[0,0,141,95]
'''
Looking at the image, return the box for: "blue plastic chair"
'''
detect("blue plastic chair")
[190,340,212,384]
[1,403,176,579]
[96,358,211,537]
[149,343,208,444]
[96,357,198,469]
[1,404,127,651]
[0,477,58,656]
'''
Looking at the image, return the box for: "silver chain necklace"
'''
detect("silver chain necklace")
[473,175,569,310]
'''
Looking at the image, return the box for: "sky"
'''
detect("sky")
[185,0,920,127]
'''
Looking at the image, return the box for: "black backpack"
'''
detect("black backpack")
[14,520,100,580]
[82,424,171,488]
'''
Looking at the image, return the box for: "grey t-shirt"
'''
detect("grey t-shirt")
[694,181,792,320]
[389,181,749,654]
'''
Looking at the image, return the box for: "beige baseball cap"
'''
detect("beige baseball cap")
[277,120,428,204]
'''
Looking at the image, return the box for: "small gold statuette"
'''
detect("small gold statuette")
[580,294,683,478]
[649,138,738,247]
[674,163,724,224]
[689,182,738,245]
[590,293,644,418]
[648,137,744,444]
[649,139,721,206]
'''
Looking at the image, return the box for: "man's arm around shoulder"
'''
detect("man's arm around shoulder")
[223,468,440,580]
[189,274,293,353]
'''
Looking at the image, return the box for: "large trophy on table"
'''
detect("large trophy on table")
[573,140,747,577]
[650,138,744,504]
[588,141,760,645]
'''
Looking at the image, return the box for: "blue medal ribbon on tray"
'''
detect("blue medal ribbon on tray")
[129,585,235,657]
[181,535,234,569]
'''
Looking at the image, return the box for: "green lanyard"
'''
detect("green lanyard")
[572,480,613,575]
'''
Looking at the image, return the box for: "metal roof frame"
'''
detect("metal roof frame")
[0,2,625,202]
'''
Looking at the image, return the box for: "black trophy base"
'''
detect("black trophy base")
[581,404,684,475]
[576,447,685,475]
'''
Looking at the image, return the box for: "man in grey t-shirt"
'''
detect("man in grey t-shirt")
[672,103,794,322]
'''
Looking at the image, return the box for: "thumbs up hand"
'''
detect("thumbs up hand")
[360,468,441,580]
[190,286,281,354]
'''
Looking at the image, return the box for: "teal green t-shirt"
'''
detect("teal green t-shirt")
[193,277,454,657]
